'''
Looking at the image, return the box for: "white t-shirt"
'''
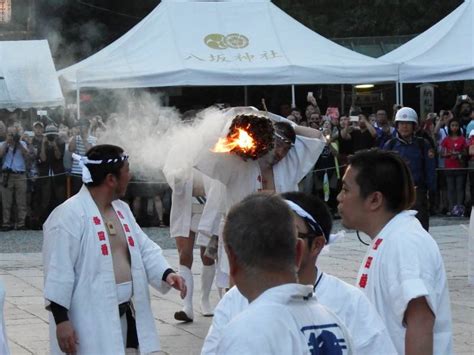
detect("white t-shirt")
[356,210,453,355]
[202,273,395,355]
[216,284,352,355]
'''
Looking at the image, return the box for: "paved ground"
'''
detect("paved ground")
[0,218,472,354]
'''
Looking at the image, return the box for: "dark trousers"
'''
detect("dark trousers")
[414,188,430,231]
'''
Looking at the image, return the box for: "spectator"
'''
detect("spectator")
[37,125,66,223]
[0,126,30,230]
[434,111,452,214]
[0,121,6,143]
[374,109,396,148]
[338,115,353,166]
[30,121,45,228]
[454,98,472,131]
[340,114,376,152]
[68,119,97,195]
[383,107,436,230]
[441,119,468,217]
[465,109,474,137]
[289,107,303,124]
[468,130,474,208]
[307,112,322,129]
[89,115,107,138]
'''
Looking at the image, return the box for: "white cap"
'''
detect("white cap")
[395,107,418,124]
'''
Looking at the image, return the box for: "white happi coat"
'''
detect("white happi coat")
[356,210,453,355]
[0,280,9,355]
[197,133,325,284]
[43,186,172,355]
[202,272,395,355]
[197,134,325,213]
[216,284,352,355]
[197,178,226,239]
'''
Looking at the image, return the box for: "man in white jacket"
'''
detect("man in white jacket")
[202,192,396,355]
[337,149,453,355]
[43,144,186,355]
[215,193,352,354]
[197,108,325,287]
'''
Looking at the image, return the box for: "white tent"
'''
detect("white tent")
[381,0,474,83]
[0,40,64,110]
[58,0,398,90]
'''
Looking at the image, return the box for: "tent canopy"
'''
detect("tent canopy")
[59,0,398,90]
[381,0,474,83]
[0,40,64,110]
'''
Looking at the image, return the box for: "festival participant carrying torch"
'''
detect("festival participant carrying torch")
[42,144,186,355]
[196,106,325,288]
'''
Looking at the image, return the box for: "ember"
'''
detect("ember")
[211,114,274,160]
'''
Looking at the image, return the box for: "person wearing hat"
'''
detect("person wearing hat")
[383,107,436,231]
[68,118,97,195]
[37,125,66,223]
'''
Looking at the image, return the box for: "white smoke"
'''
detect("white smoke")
[97,92,226,184]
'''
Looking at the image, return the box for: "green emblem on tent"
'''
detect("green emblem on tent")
[204,33,249,49]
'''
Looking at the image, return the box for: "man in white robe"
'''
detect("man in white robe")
[43,144,186,355]
[168,169,217,321]
[216,193,353,354]
[202,192,396,355]
[337,149,453,355]
[0,280,10,355]
[196,109,325,287]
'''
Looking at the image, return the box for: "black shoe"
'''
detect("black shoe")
[0,226,12,232]
[174,310,193,323]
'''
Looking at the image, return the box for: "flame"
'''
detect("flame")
[212,127,257,153]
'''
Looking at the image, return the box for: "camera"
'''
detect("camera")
[13,133,21,143]
[47,135,56,142]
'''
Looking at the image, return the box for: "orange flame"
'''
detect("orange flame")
[212,127,257,154]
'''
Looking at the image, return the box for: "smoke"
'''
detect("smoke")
[96,92,227,184]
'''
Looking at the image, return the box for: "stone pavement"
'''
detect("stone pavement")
[0,222,472,354]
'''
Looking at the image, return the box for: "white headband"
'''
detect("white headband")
[72,153,128,183]
[284,199,326,240]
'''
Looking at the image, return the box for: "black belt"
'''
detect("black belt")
[118,301,139,349]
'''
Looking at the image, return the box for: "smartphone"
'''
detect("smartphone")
[349,116,359,122]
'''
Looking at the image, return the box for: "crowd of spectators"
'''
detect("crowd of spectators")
[292,95,474,224]
[0,95,473,231]
[0,110,170,231]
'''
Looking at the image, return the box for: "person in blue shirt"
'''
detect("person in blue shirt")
[383,107,436,231]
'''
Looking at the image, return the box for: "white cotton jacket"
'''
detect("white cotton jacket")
[43,186,172,355]
[202,273,396,355]
[356,210,453,354]
[216,284,353,355]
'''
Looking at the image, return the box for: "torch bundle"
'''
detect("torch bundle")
[212,114,274,160]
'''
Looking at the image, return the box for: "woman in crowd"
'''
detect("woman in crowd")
[441,119,468,216]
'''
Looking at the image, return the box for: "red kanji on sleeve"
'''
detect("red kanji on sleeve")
[117,211,124,219]
[101,244,109,256]
[124,224,130,233]
[93,216,101,225]
[98,231,106,241]
[128,236,135,247]
[359,274,368,288]
[365,256,373,269]
[373,239,383,250]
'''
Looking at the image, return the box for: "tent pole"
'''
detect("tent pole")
[340,84,344,114]
[244,86,248,106]
[291,85,296,108]
[396,82,400,105]
[76,84,81,120]
[400,82,404,106]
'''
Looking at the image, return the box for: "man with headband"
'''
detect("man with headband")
[42,144,186,354]
[197,107,325,288]
[201,191,396,354]
[214,193,352,354]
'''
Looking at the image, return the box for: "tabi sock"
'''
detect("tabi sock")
[200,264,216,316]
[179,265,194,318]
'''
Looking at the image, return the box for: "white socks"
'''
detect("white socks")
[179,265,194,319]
[200,264,216,316]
